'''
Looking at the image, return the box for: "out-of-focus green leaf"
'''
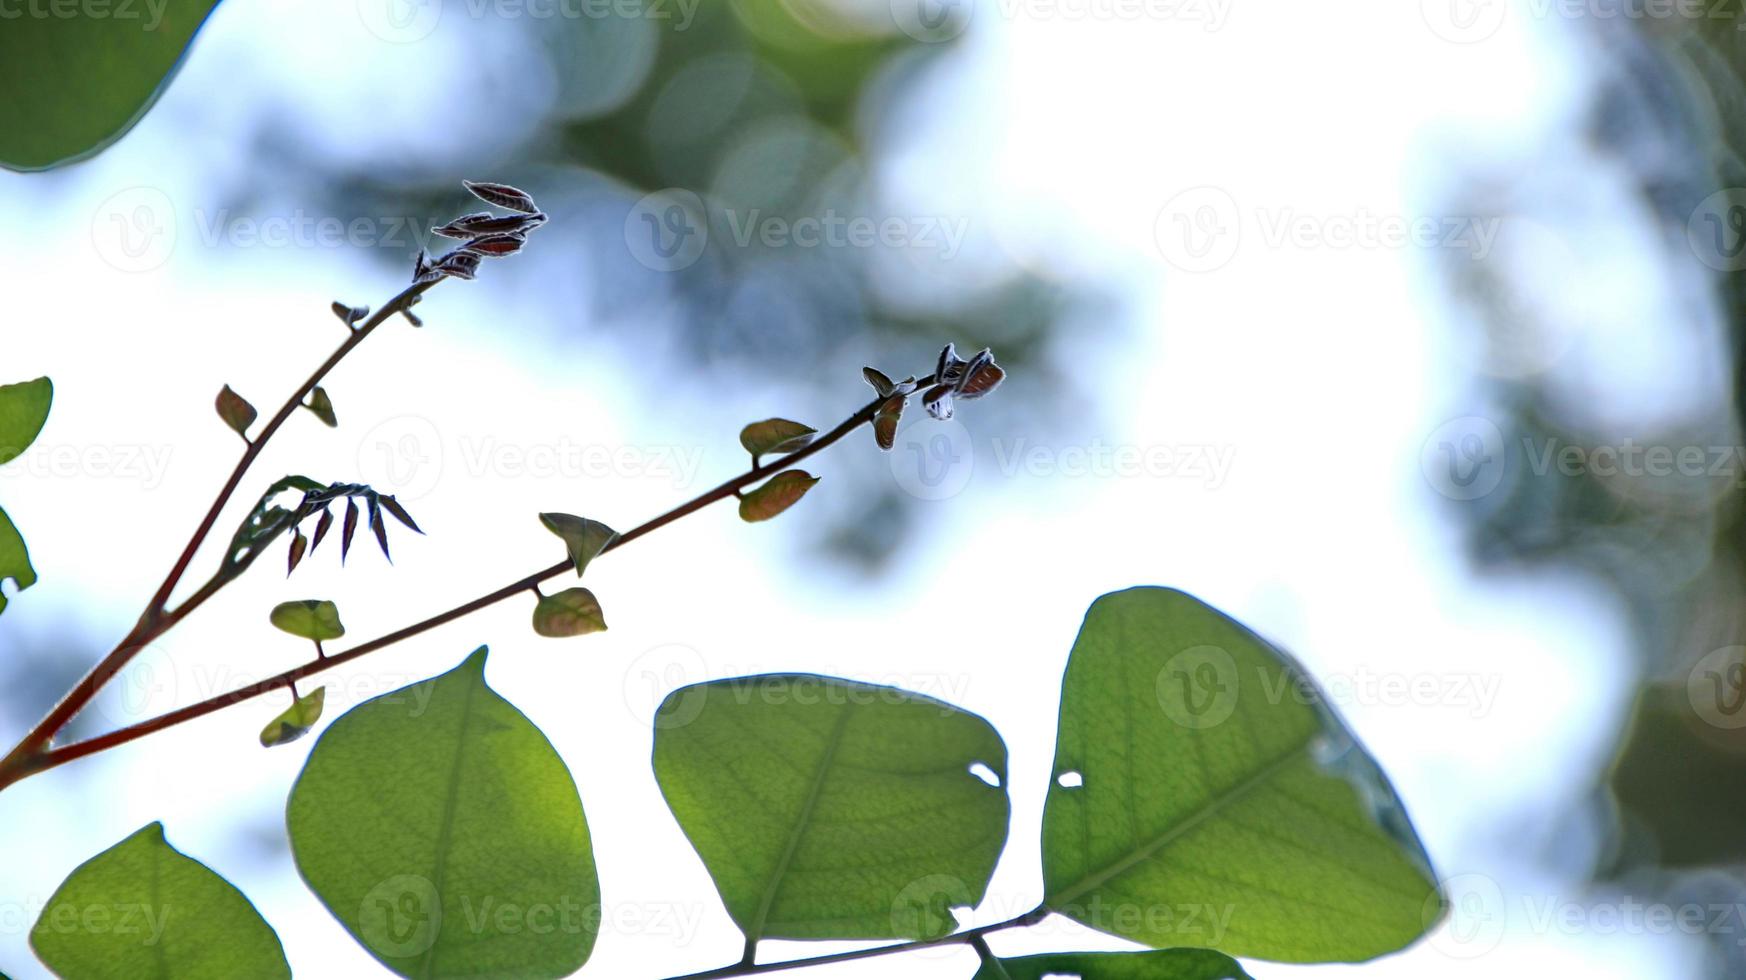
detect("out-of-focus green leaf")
[304,387,338,427]
[738,471,819,523]
[653,674,1010,944]
[0,4,222,170]
[1042,587,1442,963]
[287,647,599,978]
[269,600,345,642]
[532,588,607,638]
[0,506,36,617]
[0,377,52,464]
[30,822,290,979]
[739,418,816,457]
[540,513,617,577]
[972,949,1255,980]
[216,385,257,439]
[1608,684,1746,868]
[261,687,327,748]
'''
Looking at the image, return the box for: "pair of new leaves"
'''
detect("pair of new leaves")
[32,588,1445,979]
[0,376,52,617]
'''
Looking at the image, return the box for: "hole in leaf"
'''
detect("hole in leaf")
[1041,974,1083,980]
[1056,770,1083,789]
[967,762,1000,787]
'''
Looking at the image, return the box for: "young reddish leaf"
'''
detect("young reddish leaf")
[303,387,337,427]
[873,393,906,452]
[433,212,547,239]
[432,249,481,280]
[532,587,607,638]
[260,687,326,747]
[863,367,896,397]
[738,470,820,523]
[341,498,359,563]
[462,233,527,257]
[739,418,816,458]
[216,385,257,438]
[369,502,391,561]
[269,600,345,641]
[540,513,618,577]
[379,495,422,534]
[463,180,539,214]
[287,530,308,576]
[310,508,334,553]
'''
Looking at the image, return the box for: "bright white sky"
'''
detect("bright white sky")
[0,1,1708,977]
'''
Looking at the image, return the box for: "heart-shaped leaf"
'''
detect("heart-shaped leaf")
[972,949,1254,980]
[269,600,345,642]
[31,822,290,979]
[539,513,617,577]
[0,376,52,464]
[261,687,327,748]
[532,588,607,638]
[288,648,599,978]
[653,674,1010,944]
[739,418,816,457]
[1041,587,1443,963]
[1,4,223,170]
[216,385,257,439]
[737,470,819,523]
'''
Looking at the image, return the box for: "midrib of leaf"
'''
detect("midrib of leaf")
[149,835,169,980]
[416,670,485,980]
[1046,739,1312,909]
[747,705,854,944]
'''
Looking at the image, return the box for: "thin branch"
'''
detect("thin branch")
[661,907,1048,980]
[0,280,437,787]
[3,376,926,784]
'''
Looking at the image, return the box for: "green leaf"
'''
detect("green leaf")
[287,647,599,978]
[1041,588,1442,963]
[304,387,338,428]
[972,949,1255,980]
[653,674,1010,944]
[269,600,345,642]
[539,513,617,577]
[30,822,290,979]
[0,376,52,465]
[737,470,819,523]
[216,385,257,439]
[261,687,327,747]
[739,418,816,457]
[0,506,37,617]
[0,5,221,170]
[532,588,607,638]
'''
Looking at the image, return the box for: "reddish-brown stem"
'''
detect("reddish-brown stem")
[0,281,436,788]
[0,377,917,787]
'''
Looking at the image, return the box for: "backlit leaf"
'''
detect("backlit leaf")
[261,687,327,748]
[539,513,617,577]
[304,387,338,427]
[739,418,816,457]
[287,648,599,977]
[269,600,345,642]
[216,385,257,439]
[0,376,52,464]
[532,588,607,638]
[737,471,819,523]
[1041,587,1443,963]
[972,949,1255,980]
[0,506,36,617]
[30,822,290,979]
[653,674,1010,944]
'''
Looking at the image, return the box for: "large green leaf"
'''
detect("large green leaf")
[1042,587,1442,963]
[0,506,36,616]
[0,377,52,464]
[0,6,221,170]
[652,674,1010,944]
[971,948,1254,980]
[31,822,290,979]
[287,647,599,978]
